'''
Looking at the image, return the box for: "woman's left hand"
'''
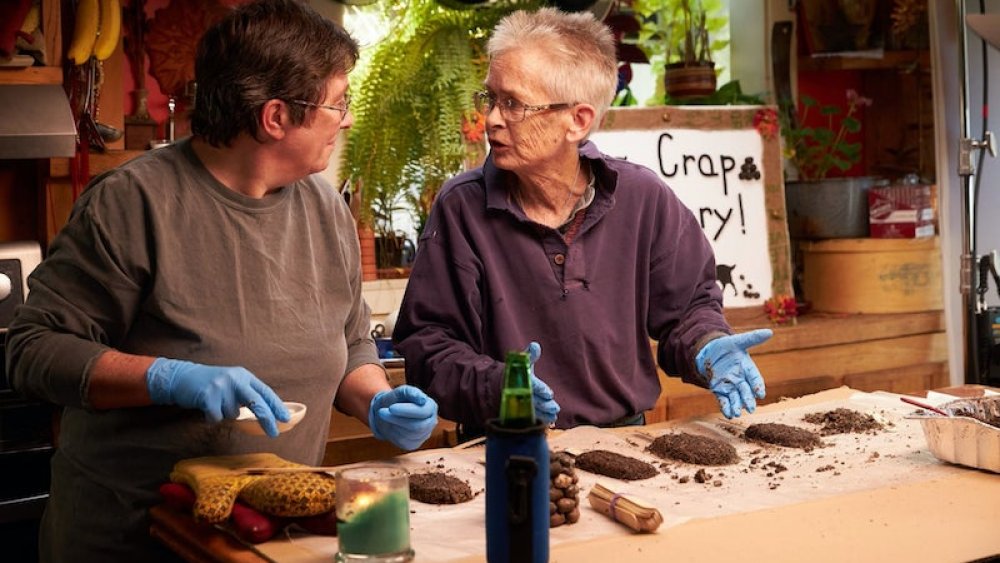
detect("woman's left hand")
[695,329,772,419]
[368,385,439,450]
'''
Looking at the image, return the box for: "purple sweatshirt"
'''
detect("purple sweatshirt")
[394,140,730,429]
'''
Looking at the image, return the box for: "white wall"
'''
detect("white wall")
[963,1,1000,308]
[931,1,961,384]
[930,1,982,385]
[729,1,774,98]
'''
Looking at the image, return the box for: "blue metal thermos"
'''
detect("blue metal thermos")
[485,418,549,563]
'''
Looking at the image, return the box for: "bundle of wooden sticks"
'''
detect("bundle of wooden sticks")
[586,482,663,533]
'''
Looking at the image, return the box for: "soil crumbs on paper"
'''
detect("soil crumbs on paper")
[574,450,658,481]
[409,472,474,505]
[647,432,739,466]
[803,408,885,436]
[744,423,823,451]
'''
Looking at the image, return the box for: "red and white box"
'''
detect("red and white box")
[868,184,936,238]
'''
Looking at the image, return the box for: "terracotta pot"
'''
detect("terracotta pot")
[375,234,415,270]
[357,224,377,281]
[663,62,717,101]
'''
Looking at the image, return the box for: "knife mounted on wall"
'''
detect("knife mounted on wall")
[772,20,796,130]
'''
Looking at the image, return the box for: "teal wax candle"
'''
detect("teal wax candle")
[338,490,411,555]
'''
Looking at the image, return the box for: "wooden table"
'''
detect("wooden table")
[150,386,1000,563]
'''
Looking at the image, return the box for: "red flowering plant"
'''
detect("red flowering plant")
[461,110,485,144]
[764,294,798,324]
[460,109,487,170]
[781,89,873,181]
[753,108,780,141]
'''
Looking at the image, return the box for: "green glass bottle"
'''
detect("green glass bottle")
[499,351,535,428]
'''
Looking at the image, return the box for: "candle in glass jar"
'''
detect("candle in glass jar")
[335,465,414,562]
[338,489,410,555]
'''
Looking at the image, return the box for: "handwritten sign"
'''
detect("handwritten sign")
[591,106,793,314]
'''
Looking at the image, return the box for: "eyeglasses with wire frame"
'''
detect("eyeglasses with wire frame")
[288,94,351,117]
[474,91,573,122]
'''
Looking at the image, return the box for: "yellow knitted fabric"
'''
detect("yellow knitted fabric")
[240,472,336,517]
[170,453,334,522]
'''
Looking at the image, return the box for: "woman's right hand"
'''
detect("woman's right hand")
[146,358,290,437]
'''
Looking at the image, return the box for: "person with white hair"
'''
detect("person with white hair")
[394,7,771,440]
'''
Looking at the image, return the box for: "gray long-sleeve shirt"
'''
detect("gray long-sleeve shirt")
[393,141,730,430]
[6,139,379,561]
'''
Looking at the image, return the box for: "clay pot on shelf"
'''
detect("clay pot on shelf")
[357,223,378,282]
[664,62,717,101]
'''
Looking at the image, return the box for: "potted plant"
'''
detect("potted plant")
[631,0,728,102]
[782,89,873,181]
[341,0,540,277]
[780,89,880,239]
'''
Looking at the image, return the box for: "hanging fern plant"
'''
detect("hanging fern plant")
[342,0,542,236]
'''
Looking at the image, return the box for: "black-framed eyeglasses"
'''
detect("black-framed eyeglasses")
[289,93,351,117]
[474,90,572,122]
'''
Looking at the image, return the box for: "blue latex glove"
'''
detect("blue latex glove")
[695,329,772,419]
[146,358,290,437]
[525,342,560,425]
[369,385,439,451]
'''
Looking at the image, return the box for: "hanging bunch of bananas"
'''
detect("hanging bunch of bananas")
[67,0,121,65]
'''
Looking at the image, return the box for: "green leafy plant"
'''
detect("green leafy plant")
[629,0,728,104]
[342,0,540,240]
[781,89,873,181]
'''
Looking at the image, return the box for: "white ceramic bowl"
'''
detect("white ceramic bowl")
[233,401,307,436]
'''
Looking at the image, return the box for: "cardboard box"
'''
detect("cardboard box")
[869,184,936,238]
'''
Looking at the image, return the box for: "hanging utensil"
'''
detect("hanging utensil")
[80,110,105,152]
[79,57,107,152]
[166,96,176,142]
[96,121,123,142]
[89,52,124,145]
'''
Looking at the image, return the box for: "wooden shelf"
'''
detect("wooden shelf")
[797,50,929,72]
[0,66,62,85]
[49,150,146,178]
[647,311,949,423]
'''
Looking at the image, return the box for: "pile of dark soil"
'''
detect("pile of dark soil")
[803,408,884,435]
[408,472,474,505]
[647,432,739,466]
[745,423,823,451]
[574,450,658,481]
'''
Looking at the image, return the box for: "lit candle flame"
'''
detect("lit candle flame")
[354,492,375,510]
